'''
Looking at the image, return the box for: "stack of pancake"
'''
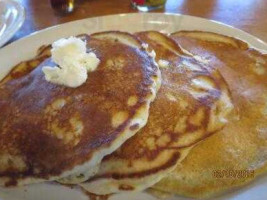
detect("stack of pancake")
[0,30,266,199]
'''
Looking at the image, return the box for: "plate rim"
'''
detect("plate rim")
[1,12,267,51]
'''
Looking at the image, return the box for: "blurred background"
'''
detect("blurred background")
[2,0,267,44]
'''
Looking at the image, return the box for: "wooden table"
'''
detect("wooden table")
[13,0,267,43]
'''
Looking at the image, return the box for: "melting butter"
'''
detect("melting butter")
[42,36,100,88]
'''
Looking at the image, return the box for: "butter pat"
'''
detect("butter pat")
[42,37,100,88]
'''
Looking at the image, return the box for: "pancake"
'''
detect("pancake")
[0,32,160,186]
[79,31,233,195]
[153,31,267,198]
[0,44,52,84]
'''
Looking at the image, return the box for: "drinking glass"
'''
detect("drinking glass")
[131,0,167,11]
[50,0,75,14]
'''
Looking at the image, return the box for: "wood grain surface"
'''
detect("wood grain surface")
[10,0,267,43]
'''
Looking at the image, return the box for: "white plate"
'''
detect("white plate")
[0,0,25,47]
[0,13,267,200]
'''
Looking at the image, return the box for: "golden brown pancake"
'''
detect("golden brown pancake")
[80,31,233,195]
[153,31,267,198]
[0,44,52,84]
[0,32,160,186]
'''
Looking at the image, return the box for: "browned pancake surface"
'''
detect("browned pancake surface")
[153,31,267,198]
[80,31,233,194]
[0,34,158,186]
